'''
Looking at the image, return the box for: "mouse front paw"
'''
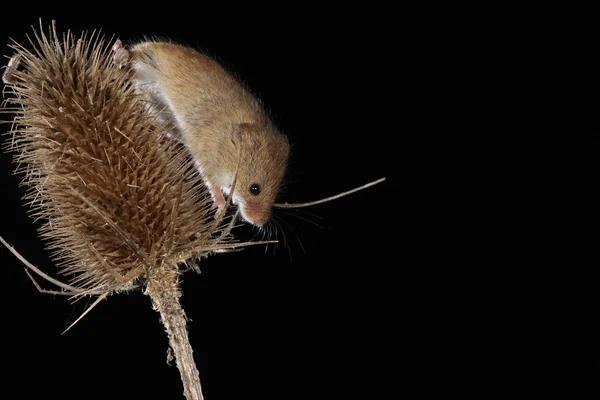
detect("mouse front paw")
[211,191,228,219]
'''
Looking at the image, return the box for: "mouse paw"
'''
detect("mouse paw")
[112,39,131,69]
[211,193,228,219]
[214,205,226,220]
[214,200,228,219]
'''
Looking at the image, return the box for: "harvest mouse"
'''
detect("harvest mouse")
[113,40,289,227]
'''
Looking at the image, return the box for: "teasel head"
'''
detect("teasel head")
[1,22,255,400]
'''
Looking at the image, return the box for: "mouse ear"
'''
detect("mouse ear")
[233,123,261,149]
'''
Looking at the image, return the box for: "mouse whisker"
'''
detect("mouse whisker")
[271,213,296,261]
[270,220,279,256]
[277,209,325,230]
[289,208,325,220]
[268,218,276,256]
[261,225,269,254]
[294,230,306,256]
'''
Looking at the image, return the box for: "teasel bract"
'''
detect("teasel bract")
[1,22,255,400]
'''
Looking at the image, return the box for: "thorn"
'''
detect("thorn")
[62,292,108,335]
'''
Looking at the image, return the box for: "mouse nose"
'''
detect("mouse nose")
[241,203,270,226]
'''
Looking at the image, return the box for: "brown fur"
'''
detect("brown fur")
[127,42,290,226]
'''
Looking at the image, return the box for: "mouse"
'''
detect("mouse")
[113,40,290,227]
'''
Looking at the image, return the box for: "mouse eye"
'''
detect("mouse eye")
[249,183,261,196]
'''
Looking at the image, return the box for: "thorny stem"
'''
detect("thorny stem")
[146,273,204,400]
[273,177,386,209]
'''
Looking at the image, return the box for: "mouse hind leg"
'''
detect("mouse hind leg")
[147,92,183,142]
[112,40,184,143]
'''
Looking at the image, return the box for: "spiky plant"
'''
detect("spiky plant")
[1,22,254,400]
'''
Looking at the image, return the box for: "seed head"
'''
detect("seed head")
[2,23,237,295]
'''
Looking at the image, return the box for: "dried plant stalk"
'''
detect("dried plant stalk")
[1,22,255,399]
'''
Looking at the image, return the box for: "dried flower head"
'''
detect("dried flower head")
[2,23,243,296]
[1,22,258,400]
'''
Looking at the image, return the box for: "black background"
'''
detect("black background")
[545,139,600,389]
[0,6,400,400]
[542,22,600,393]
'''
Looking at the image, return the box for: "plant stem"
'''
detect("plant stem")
[146,276,204,400]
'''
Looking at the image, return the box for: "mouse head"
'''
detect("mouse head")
[229,123,289,226]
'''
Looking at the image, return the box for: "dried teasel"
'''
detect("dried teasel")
[0,22,263,400]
